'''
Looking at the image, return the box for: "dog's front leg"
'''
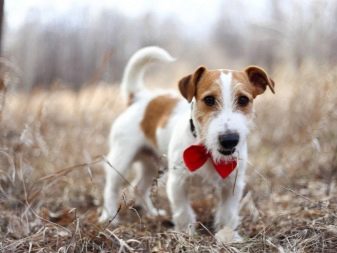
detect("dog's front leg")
[166,166,196,234]
[214,171,246,241]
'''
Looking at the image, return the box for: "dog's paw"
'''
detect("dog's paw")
[215,227,243,243]
[98,211,109,223]
[233,231,243,242]
[172,223,196,236]
[147,208,167,217]
[172,209,196,235]
[98,211,119,224]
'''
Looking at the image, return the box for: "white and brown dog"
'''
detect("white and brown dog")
[100,46,274,239]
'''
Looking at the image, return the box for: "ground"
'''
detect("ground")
[0,64,336,252]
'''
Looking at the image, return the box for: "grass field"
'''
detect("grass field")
[0,63,336,252]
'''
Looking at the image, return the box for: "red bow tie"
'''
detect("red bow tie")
[183,145,237,179]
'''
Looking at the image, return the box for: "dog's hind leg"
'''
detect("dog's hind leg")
[99,143,139,224]
[133,153,166,217]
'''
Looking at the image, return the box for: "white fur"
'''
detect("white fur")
[100,47,251,242]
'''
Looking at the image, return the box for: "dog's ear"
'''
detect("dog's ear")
[178,66,206,102]
[245,66,275,96]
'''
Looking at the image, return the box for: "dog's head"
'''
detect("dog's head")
[178,66,275,161]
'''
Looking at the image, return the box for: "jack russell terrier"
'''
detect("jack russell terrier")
[99,46,275,239]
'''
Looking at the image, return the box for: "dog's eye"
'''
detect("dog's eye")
[237,96,250,106]
[203,96,216,106]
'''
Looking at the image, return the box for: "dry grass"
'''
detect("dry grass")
[0,63,337,252]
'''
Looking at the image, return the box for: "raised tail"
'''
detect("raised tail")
[121,46,175,104]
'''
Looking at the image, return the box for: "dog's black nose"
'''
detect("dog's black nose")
[218,133,240,150]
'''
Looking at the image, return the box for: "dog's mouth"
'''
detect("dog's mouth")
[218,148,236,156]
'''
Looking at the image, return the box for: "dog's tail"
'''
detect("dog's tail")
[121,46,175,104]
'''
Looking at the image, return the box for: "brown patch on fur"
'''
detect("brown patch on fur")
[231,71,256,116]
[244,66,275,94]
[232,71,260,98]
[141,95,179,146]
[194,70,222,137]
[195,70,222,101]
[232,68,274,115]
[178,66,206,102]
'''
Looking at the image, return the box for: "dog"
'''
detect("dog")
[99,46,275,239]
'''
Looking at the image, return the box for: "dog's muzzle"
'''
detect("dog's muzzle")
[218,132,239,155]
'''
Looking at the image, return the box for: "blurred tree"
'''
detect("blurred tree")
[4,0,337,89]
[212,1,246,61]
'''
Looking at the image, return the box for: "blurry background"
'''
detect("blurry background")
[1,1,337,252]
[4,0,337,90]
